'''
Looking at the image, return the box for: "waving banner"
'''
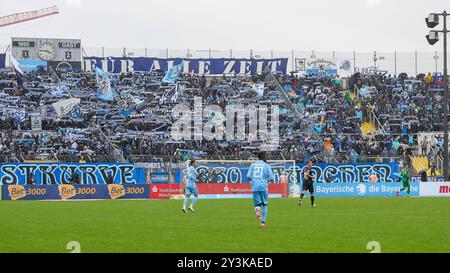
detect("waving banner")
[95,67,117,100]
[117,93,143,117]
[84,57,288,75]
[162,63,183,83]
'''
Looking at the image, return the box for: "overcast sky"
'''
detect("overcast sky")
[0,0,448,52]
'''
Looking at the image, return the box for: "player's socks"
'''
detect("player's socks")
[183,196,189,209]
[299,193,305,206]
[190,196,198,207]
[261,205,268,223]
[311,196,315,206]
[255,206,262,221]
[187,196,198,212]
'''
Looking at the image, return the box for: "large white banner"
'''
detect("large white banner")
[419,182,450,197]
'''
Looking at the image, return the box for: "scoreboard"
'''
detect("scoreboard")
[11,37,82,72]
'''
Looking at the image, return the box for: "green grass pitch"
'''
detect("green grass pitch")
[1,197,449,253]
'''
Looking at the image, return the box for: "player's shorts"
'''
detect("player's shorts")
[302,181,314,193]
[253,191,269,207]
[185,185,198,196]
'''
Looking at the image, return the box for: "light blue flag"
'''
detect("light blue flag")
[356,110,363,121]
[358,86,368,97]
[162,63,183,84]
[95,67,117,101]
[315,124,325,133]
[283,85,292,92]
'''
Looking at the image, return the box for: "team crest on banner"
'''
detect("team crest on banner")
[68,106,83,121]
[341,59,352,71]
[95,67,117,100]
[295,58,306,71]
[30,113,42,131]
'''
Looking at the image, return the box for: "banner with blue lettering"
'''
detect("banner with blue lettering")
[0,163,146,185]
[312,181,419,197]
[174,162,411,197]
[19,60,48,72]
[0,54,5,69]
[150,172,170,184]
[175,162,399,185]
[83,57,288,75]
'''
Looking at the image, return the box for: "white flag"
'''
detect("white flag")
[252,83,265,97]
[52,98,81,117]
[11,55,24,76]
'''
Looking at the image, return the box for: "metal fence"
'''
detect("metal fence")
[1,44,447,77]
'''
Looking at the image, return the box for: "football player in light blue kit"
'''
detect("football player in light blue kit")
[183,159,199,213]
[247,151,274,229]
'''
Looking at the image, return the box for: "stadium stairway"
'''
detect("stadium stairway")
[360,122,376,136]
[410,155,441,176]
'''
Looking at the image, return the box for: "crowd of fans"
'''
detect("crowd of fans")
[277,71,447,165]
[0,66,447,167]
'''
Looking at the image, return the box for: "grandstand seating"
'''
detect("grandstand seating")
[0,66,447,181]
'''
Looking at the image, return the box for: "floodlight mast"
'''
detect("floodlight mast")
[425,11,449,180]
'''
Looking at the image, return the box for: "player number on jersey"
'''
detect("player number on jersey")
[253,166,263,179]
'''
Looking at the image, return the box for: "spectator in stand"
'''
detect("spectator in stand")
[430,161,437,181]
